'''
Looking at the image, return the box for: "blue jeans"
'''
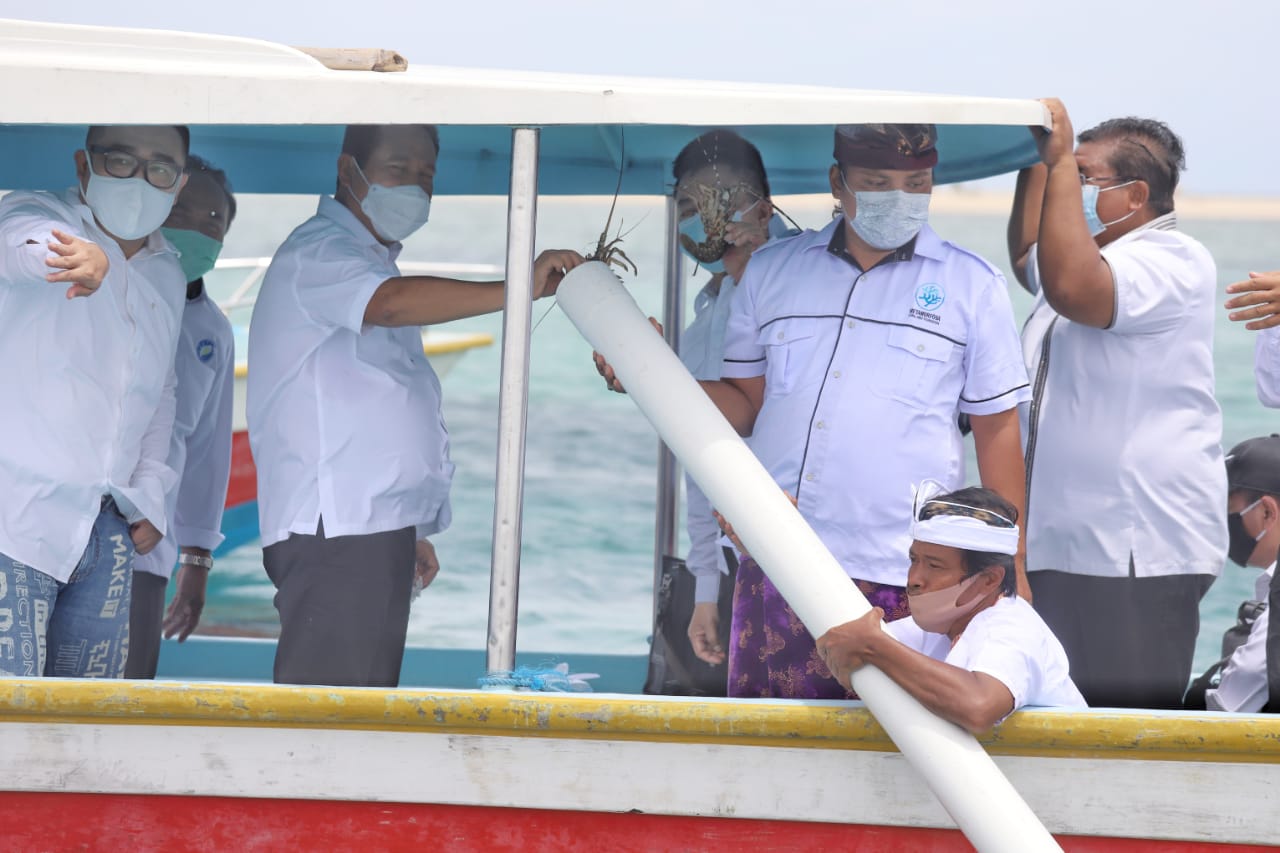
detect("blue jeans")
[0,502,134,678]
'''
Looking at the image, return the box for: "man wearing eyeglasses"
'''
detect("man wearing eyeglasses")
[0,125,189,678]
[1007,99,1225,709]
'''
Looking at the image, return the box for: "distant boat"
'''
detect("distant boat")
[210,257,498,554]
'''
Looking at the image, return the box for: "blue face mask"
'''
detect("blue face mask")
[1081,181,1137,237]
[677,200,761,274]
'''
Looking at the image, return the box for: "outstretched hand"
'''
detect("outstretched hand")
[44,229,109,298]
[591,316,664,393]
[1225,271,1280,330]
[533,249,586,299]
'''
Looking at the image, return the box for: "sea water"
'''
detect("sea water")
[200,194,1278,676]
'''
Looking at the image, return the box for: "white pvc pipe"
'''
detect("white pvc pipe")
[557,262,1060,853]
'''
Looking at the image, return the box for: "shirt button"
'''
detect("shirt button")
[777,331,785,340]
[916,344,925,353]
[833,370,842,379]
[816,421,825,429]
[805,473,815,482]
[846,320,854,329]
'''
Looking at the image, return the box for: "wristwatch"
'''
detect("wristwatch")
[178,553,214,570]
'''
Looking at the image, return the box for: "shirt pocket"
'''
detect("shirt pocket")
[871,325,956,409]
[757,318,821,396]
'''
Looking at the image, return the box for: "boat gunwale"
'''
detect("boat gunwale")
[2,679,1278,764]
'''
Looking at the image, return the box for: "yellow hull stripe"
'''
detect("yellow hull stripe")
[2,680,1278,763]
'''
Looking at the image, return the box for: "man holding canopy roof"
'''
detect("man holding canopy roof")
[818,484,1084,732]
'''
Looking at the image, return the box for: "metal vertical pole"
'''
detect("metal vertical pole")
[486,127,539,673]
[652,194,685,624]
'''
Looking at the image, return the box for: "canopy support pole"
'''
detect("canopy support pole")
[652,195,684,627]
[486,126,540,674]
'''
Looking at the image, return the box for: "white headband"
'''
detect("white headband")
[910,480,1020,556]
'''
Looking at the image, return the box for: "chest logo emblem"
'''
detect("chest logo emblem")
[915,283,945,311]
[196,339,215,363]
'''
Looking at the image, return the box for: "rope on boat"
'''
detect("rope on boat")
[477,662,599,692]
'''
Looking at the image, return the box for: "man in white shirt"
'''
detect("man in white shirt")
[1198,436,1280,712]
[818,484,1085,732]
[0,125,188,678]
[700,124,1031,699]
[1007,99,1226,708]
[126,156,237,679]
[1222,271,1280,407]
[247,124,583,687]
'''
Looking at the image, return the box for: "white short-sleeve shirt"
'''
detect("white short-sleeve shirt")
[0,189,184,582]
[680,276,739,602]
[888,594,1086,711]
[135,288,235,580]
[721,220,1030,586]
[1254,327,1280,409]
[1021,215,1227,578]
[1206,564,1275,713]
[247,197,454,547]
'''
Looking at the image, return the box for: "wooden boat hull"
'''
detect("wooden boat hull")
[2,680,1277,850]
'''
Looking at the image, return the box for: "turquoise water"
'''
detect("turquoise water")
[200,194,1278,677]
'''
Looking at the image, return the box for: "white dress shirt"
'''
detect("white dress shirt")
[134,288,235,580]
[0,189,183,582]
[888,594,1087,711]
[247,196,453,548]
[1206,563,1275,713]
[721,220,1030,586]
[1021,215,1227,578]
[1254,327,1280,408]
[680,275,738,604]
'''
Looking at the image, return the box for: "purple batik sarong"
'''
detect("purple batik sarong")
[728,556,910,699]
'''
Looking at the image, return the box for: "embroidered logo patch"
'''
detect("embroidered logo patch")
[196,339,215,363]
[915,283,945,311]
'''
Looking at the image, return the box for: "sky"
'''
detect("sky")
[13,0,1280,195]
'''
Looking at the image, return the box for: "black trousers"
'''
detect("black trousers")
[124,572,168,679]
[1029,569,1214,709]
[264,520,415,688]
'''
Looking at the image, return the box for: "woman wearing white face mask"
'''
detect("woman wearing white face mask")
[817,483,1085,733]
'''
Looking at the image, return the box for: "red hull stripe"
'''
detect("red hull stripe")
[0,794,1271,852]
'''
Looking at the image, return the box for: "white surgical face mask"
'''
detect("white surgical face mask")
[1081,181,1137,237]
[83,169,177,241]
[351,161,432,242]
[841,175,931,250]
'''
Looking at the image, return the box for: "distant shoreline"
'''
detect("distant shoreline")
[928,188,1280,220]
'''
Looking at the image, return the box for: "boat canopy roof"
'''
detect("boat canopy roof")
[0,18,1048,196]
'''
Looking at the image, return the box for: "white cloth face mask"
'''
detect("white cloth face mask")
[83,170,177,241]
[353,161,432,242]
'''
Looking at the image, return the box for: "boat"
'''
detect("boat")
[1,17,1277,852]
[208,257,498,553]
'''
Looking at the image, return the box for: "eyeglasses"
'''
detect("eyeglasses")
[1078,173,1137,187]
[88,145,184,190]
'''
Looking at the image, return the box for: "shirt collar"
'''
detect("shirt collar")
[60,186,177,259]
[317,195,402,262]
[1255,563,1276,599]
[1107,210,1179,249]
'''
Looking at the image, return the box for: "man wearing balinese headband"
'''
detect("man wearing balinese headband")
[0,125,190,678]
[126,156,238,679]
[248,124,585,687]
[693,123,1031,700]
[1008,99,1225,709]
[817,484,1084,732]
